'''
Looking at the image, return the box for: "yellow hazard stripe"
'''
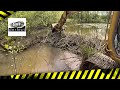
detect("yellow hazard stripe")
[0,11,16,21]
[45,72,51,79]
[15,75,20,79]
[51,72,58,79]
[69,71,76,79]
[11,75,14,79]
[33,73,39,79]
[99,72,105,79]
[87,69,95,79]
[0,11,8,16]
[63,71,70,79]
[93,69,101,79]
[27,74,33,79]
[75,71,82,79]
[39,73,45,79]
[111,68,119,79]
[105,69,114,79]
[81,70,89,79]
[21,74,26,79]
[57,72,64,79]
[117,74,120,79]
[1,68,120,79]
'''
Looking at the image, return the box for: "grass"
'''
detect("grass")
[80,44,96,59]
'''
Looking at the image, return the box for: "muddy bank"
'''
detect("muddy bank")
[0,27,104,59]
[45,31,120,69]
[0,26,120,72]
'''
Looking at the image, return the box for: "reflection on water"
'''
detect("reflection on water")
[65,23,107,40]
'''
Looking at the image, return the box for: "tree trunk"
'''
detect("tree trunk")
[52,11,78,32]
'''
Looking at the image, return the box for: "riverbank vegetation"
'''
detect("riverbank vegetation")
[0,11,110,56]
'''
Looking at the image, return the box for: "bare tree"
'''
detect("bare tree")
[52,11,78,32]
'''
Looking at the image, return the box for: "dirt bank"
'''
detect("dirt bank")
[0,27,120,70]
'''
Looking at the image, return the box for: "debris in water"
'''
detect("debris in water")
[11,65,14,67]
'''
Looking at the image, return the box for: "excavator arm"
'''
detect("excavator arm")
[106,11,120,63]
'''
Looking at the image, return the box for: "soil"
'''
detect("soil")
[0,26,120,70]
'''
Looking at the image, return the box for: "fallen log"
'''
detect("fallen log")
[82,52,120,70]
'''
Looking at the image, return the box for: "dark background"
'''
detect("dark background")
[0,0,120,10]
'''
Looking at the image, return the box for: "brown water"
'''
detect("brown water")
[0,43,82,76]
[0,23,107,76]
[14,44,82,74]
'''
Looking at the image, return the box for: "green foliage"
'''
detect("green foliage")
[68,11,109,23]
[0,11,63,37]
[11,11,63,26]
[0,11,63,53]
[3,35,25,54]
[80,44,95,59]
[4,44,9,49]
[3,41,25,54]
[4,36,11,41]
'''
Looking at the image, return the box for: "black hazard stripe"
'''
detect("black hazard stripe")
[0,68,119,79]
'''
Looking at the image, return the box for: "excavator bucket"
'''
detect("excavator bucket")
[106,11,120,63]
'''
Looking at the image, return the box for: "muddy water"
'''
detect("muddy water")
[14,44,82,75]
[0,51,16,76]
[0,23,107,75]
[0,44,82,76]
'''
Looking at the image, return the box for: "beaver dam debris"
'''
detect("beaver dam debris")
[0,28,120,71]
[44,31,120,70]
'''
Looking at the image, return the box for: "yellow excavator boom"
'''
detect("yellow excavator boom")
[106,11,120,63]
